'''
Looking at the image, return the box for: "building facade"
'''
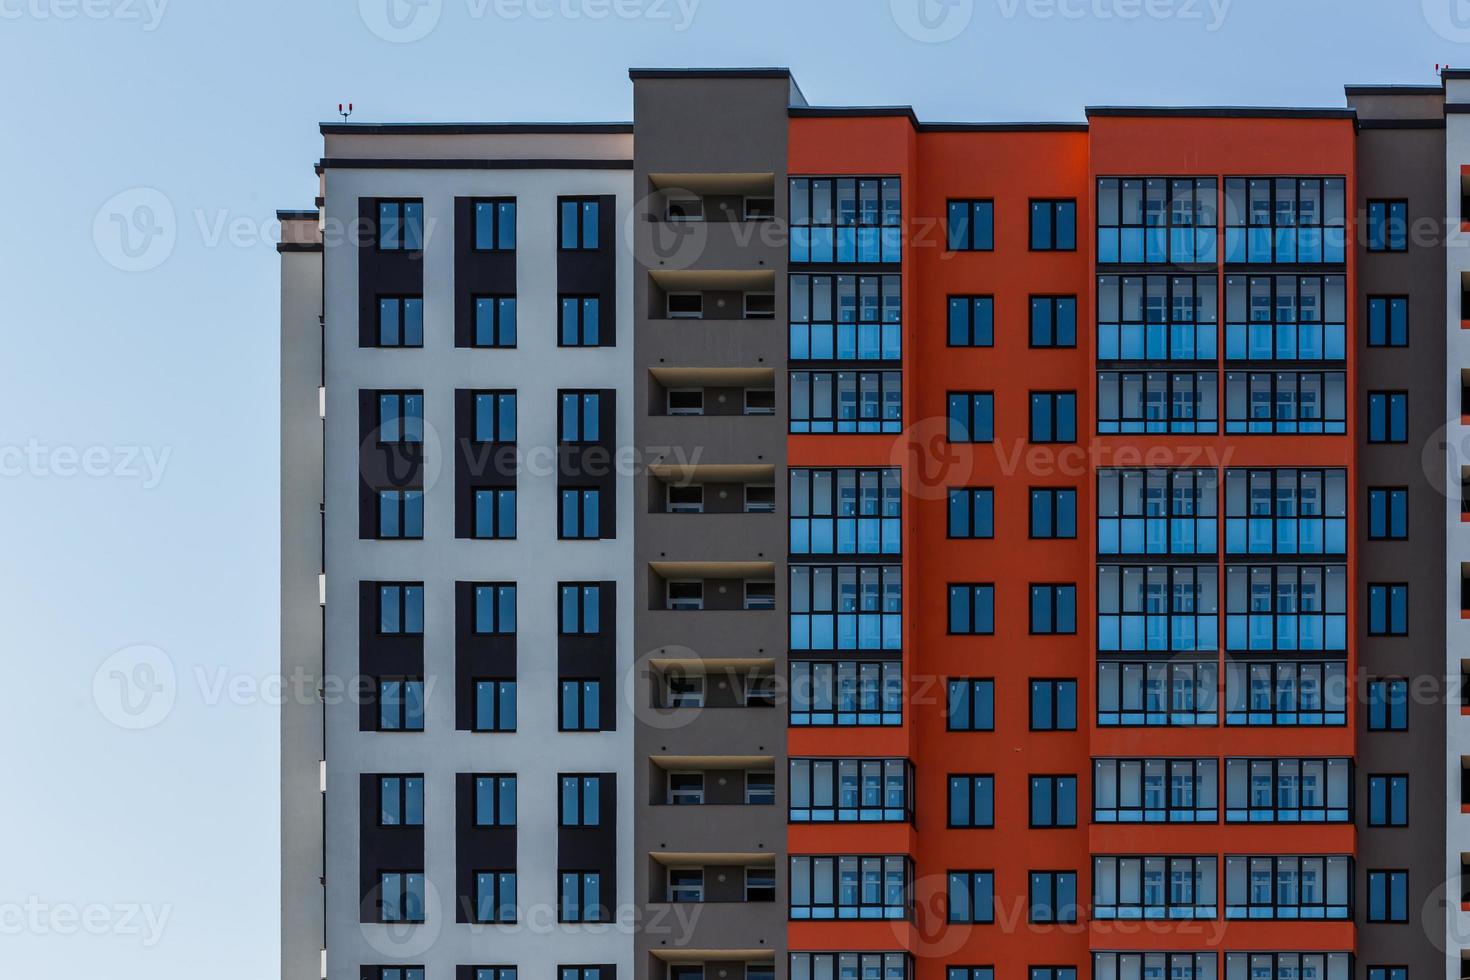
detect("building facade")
[280,68,1456,980]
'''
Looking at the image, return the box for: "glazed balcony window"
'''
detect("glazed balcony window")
[1097,469,1218,556]
[1224,275,1346,361]
[789,469,901,556]
[1097,565,1218,652]
[1223,177,1346,264]
[1223,954,1349,980]
[1224,660,1347,727]
[791,953,909,980]
[1096,178,1218,264]
[1224,469,1346,556]
[1096,661,1218,727]
[1092,856,1217,920]
[790,177,902,264]
[789,758,912,823]
[1094,953,1217,980]
[1223,758,1350,823]
[790,371,902,434]
[1224,564,1347,651]
[1097,371,1217,435]
[789,855,909,920]
[1223,855,1350,919]
[1096,275,1217,361]
[789,274,901,360]
[1223,371,1346,435]
[1092,758,1219,823]
[789,565,902,651]
[789,660,902,727]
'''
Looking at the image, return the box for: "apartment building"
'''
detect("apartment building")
[280,68,1454,980]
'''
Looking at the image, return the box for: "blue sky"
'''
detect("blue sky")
[0,0,1458,977]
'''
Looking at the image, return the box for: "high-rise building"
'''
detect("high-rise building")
[280,68,1454,980]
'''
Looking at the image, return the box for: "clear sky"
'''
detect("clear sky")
[0,0,1458,977]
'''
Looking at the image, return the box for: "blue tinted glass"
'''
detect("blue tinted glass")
[582,202,599,248]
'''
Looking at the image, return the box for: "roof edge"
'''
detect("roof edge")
[319,122,633,135]
[1086,106,1356,119]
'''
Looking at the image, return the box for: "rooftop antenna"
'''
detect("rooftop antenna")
[338,102,353,122]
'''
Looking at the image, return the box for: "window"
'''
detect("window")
[378,871,425,922]
[473,391,517,443]
[667,581,703,611]
[1223,758,1350,822]
[1098,469,1217,556]
[745,581,775,610]
[1224,564,1346,651]
[948,488,994,539]
[1099,370,1218,435]
[559,775,601,826]
[1095,954,1216,980]
[1098,565,1218,652]
[667,772,704,804]
[746,771,775,805]
[789,177,902,263]
[1097,661,1218,727]
[1030,970,1076,980]
[948,392,994,443]
[744,196,775,220]
[947,199,994,251]
[745,867,776,902]
[1096,177,1218,263]
[790,468,902,555]
[790,274,902,360]
[948,295,994,347]
[559,391,601,443]
[1367,970,1405,980]
[473,488,516,539]
[745,389,775,415]
[1224,660,1347,727]
[947,775,995,828]
[1028,871,1078,923]
[1030,679,1077,731]
[559,198,600,250]
[472,583,516,635]
[1030,296,1077,347]
[1030,199,1076,251]
[795,955,908,980]
[789,660,902,727]
[473,295,517,348]
[559,295,602,346]
[745,674,775,707]
[948,679,995,732]
[667,293,703,319]
[790,370,902,434]
[377,490,424,540]
[1029,392,1076,443]
[1097,275,1218,361]
[661,673,703,709]
[559,871,603,921]
[949,969,993,980]
[790,855,909,919]
[561,969,605,980]
[1223,370,1346,434]
[746,486,776,513]
[378,775,424,826]
[377,296,423,348]
[474,871,517,923]
[1368,296,1408,347]
[1368,391,1408,443]
[667,389,702,416]
[1029,776,1077,828]
[378,583,424,635]
[1225,178,1346,263]
[378,678,425,731]
[789,758,911,822]
[1368,488,1408,540]
[1367,774,1408,826]
[789,565,902,651]
[947,870,994,923]
[473,679,516,732]
[664,869,703,903]
[560,679,602,731]
[559,583,601,634]
[559,488,601,540]
[1224,469,1347,556]
[1367,584,1408,636]
[377,200,423,251]
[473,775,516,827]
[948,584,995,635]
[1029,584,1076,635]
[1093,855,1217,919]
[1094,758,1219,823]
[1223,855,1349,919]
[1225,954,1350,980]
[1366,199,1407,252]
[377,391,424,444]
[473,198,516,250]
[378,969,427,980]
[1367,678,1408,731]
[473,969,515,980]
[1223,274,1347,361]
[665,195,702,221]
